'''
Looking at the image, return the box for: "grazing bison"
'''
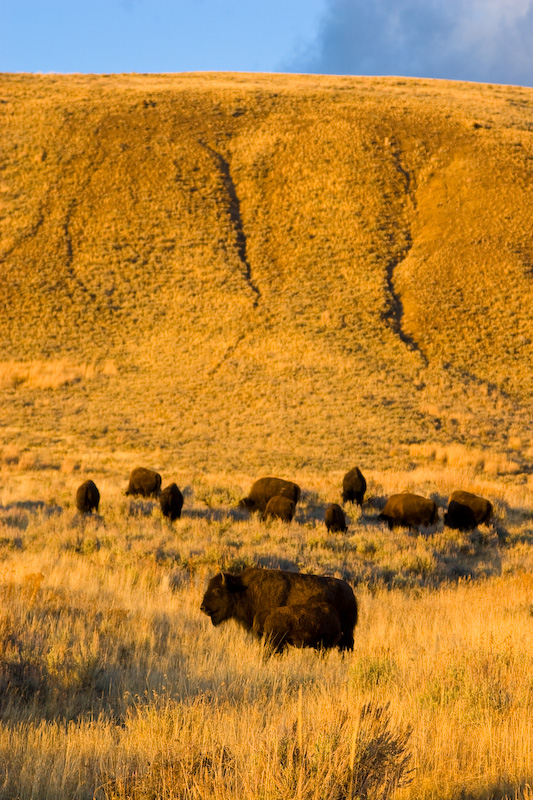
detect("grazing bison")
[379,492,438,530]
[263,495,295,523]
[75,479,100,514]
[200,566,357,651]
[159,483,184,521]
[239,477,301,513]
[252,599,342,653]
[125,467,162,498]
[325,503,348,533]
[444,490,493,531]
[342,466,367,505]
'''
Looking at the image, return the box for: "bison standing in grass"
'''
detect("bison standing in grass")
[263,495,296,523]
[342,466,366,505]
[379,492,438,530]
[252,599,342,653]
[444,490,493,531]
[325,503,348,533]
[75,480,100,514]
[200,566,357,651]
[238,477,301,514]
[125,467,162,498]
[159,483,184,521]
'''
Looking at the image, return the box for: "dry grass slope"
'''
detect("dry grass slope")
[0,72,532,475]
[1,72,533,800]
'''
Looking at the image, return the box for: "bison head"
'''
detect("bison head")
[237,497,256,512]
[200,571,245,626]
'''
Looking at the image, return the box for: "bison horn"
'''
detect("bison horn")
[220,571,226,585]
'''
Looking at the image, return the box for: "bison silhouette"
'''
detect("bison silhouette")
[379,492,438,530]
[262,495,295,523]
[252,599,342,653]
[325,503,347,533]
[75,480,100,514]
[125,467,162,498]
[444,490,493,531]
[200,566,357,651]
[342,466,366,505]
[159,483,184,521]
[238,477,301,513]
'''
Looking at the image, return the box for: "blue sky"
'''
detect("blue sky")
[2,0,533,87]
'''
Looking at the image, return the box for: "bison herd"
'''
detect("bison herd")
[74,466,494,655]
[76,466,183,521]
[200,469,494,655]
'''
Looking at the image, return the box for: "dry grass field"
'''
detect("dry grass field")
[1,71,533,799]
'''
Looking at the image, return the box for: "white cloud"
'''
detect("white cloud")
[293,0,533,86]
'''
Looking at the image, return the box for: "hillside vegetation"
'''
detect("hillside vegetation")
[1,72,532,476]
[1,69,533,800]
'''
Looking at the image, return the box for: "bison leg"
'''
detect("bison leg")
[337,631,354,651]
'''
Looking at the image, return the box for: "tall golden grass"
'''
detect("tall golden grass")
[1,71,533,798]
[0,464,532,798]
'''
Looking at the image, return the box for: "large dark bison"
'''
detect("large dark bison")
[75,479,100,514]
[125,467,162,498]
[342,466,367,505]
[159,483,184,521]
[252,598,342,653]
[200,566,357,651]
[444,490,493,531]
[239,477,301,513]
[379,492,438,530]
[263,495,296,523]
[325,503,348,533]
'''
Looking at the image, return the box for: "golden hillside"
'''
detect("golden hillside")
[1,72,532,475]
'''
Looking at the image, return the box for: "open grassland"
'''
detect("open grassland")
[0,72,532,473]
[0,462,533,799]
[1,71,533,798]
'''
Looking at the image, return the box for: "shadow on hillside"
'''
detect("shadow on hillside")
[2,500,63,516]
[453,783,533,800]
[0,501,63,532]
[127,499,157,517]
[184,506,248,523]
[69,511,106,529]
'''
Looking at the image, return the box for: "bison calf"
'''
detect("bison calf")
[342,466,367,505]
[125,467,162,498]
[263,495,295,523]
[159,483,184,521]
[325,503,347,533]
[253,599,342,653]
[239,476,301,513]
[75,480,100,514]
[379,492,438,530]
[444,490,493,531]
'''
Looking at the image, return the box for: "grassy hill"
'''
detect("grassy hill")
[2,70,533,800]
[1,72,532,477]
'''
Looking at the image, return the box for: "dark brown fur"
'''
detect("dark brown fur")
[379,492,438,529]
[125,467,162,498]
[342,466,366,505]
[238,477,301,513]
[75,480,100,514]
[159,483,184,521]
[252,599,342,653]
[263,495,295,523]
[200,566,357,651]
[325,503,347,533]
[444,490,493,531]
